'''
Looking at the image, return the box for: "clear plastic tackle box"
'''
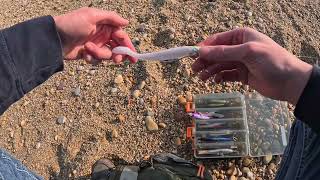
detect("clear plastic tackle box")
[185,92,291,158]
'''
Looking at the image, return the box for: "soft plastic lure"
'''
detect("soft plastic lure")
[198,149,235,155]
[198,137,233,142]
[112,46,200,61]
[189,112,225,119]
[189,112,210,120]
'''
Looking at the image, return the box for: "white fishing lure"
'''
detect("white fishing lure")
[112,46,200,61]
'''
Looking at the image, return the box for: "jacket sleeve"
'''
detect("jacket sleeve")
[0,16,63,114]
[294,66,320,133]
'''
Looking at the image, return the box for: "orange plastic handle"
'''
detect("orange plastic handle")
[186,127,193,139]
[185,102,194,112]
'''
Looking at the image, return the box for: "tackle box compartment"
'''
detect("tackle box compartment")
[186,92,291,158]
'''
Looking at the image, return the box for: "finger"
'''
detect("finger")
[192,58,206,73]
[112,54,123,64]
[85,42,112,60]
[198,28,245,46]
[95,10,129,27]
[199,62,241,81]
[199,44,251,65]
[214,70,239,83]
[112,28,138,63]
[214,68,248,84]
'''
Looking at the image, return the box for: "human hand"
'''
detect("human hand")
[53,7,137,63]
[192,28,312,105]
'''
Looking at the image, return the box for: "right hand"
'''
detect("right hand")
[192,28,313,105]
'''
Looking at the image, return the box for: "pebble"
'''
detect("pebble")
[57,116,66,124]
[132,90,141,98]
[118,114,125,123]
[145,116,158,131]
[54,135,59,141]
[242,167,250,174]
[132,37,141,46]
[247,11,253,17]
[111,87,118,93]
[226,166,235,176]
[146,108,154,116]
[242,157,252,167]
[268,162,276,171]
[57,83,64,90]
[230,176,236,180]
[175,137,181,146]
[236,167,243,177]
[239,177,247,180]
[20,120,26,127]
[35,142,41,149]
[137,23,147,32]
[139,98,145,105]
[114,75,124,84]
[158,123,167,129]
[263,154,273,164]
[111,129,119,139]
[89,70,96,75]
[177,95,187,105]
[247,171,254,180]
[76,66,84,71]
[186,92,193,102]
[73,87,81,96]
[138,81,146,90]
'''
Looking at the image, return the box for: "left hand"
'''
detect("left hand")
[54,7,137,63]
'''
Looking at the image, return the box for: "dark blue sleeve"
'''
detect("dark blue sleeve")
[0,16,63,114]
[295,66,320,133]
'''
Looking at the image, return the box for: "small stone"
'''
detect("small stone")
[178,95,187,105]
[73,87,81,96]
[151,96,157,106]
[111,87,118,93]
[186,92,193,102]
[132,37,141,46]
[20,120,26,127]
[118,114,125,123]
[35,142,41,149]
[247,11,253,17]
[169,34,175,40]
[158,123,167,129]
[263,154,273,164]
[146,108,154,116]
[54,135,59,141]
[9,131,14,138]
[72,170,77,175]
[242,157,252,167]
[182,66,191,78]
[132,90,141,98]
[242,167,250,174]
[239,177,247,180]
[138,81,146,90]
[236,167,242,177]
[230,175,236,180]
[268,162,276,171]
[94,102,100,108]
[114,75,124,84]
[57,116,66,125]
[247,171,254,180]
[226,166,235,176]
[69,71,75,76]
[111,129,119,138]
[175,137,181,146]
[143,155,150,160]
[89,70,96,75]
[137,23,147,32]
[139,98,145,105]
[57,83,64,90]
[273,124,280,131]
[76,66,84,71]
[145,116,158,131]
